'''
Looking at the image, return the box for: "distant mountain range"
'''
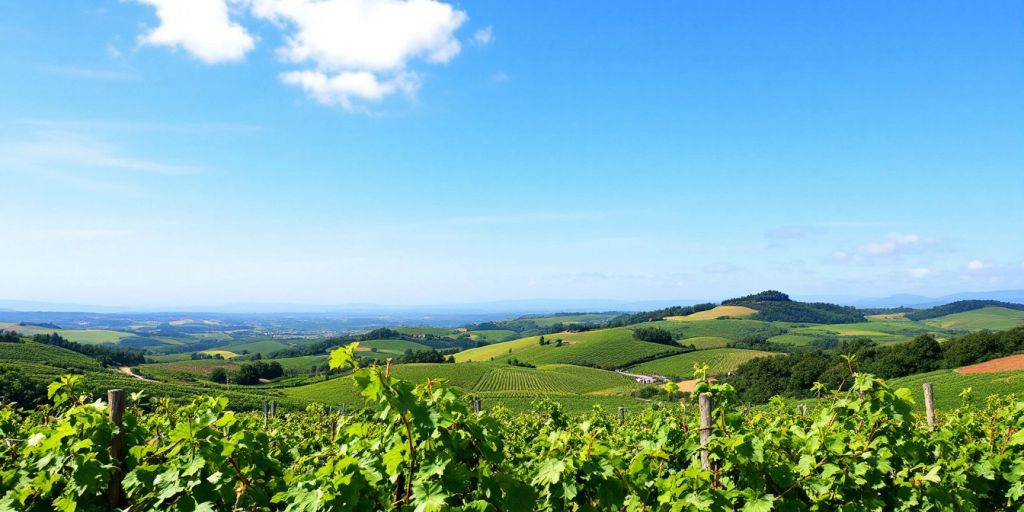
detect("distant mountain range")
[837,290,1024,309]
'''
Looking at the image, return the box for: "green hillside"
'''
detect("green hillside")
[0,342,103,370]
[0,323,134,345]
[889,369,1024,410]
[455,328,684,369]
[921,306,1024,331]
[627,348,776,378]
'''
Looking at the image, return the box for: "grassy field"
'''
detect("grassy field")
[647,319,781,342]
[467,329,518,343]
[222,339,291,355]
[627,348,777,378]
[665,305,757,321]
[0,323,133,344]
[767,334,818,346]
[921,306,1024,331]
[787,319,946,345]
[889,369,1024,410]
[270,355,328,371]
[455,328,684,369]
[684,336,731,349]
[199,349,239,359]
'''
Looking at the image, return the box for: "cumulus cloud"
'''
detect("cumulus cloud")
[135,0,255,63]
[250,0,466,109]
[472,26,494,46]
[279,70,419,109]
[133,0,469,110]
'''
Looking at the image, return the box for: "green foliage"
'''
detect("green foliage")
[2,349,1024,510]
[631,326,674,345]
[907,300,1024,321]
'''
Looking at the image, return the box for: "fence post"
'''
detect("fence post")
[262,400,269,427]
[923,383,935,430]
[270,400,277,418]
[618,406,625,424]
[107,389,126,510]
[472,398,481,413]
[699,393,713,471]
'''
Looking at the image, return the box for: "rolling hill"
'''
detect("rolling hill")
[454,328,685,369]
[920,306,1024,331]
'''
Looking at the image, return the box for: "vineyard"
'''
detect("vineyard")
[1,343,1022,511]
[627,348,777,378]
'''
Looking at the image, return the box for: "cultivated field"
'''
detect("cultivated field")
[921,306,1024,331]
[664,305,757,321]
[626,348,776,378]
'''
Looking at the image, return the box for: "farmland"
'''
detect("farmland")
[921,306,1024,331]
[627,348,777,378]
[455,328,685,369]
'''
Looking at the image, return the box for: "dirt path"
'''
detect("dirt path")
[957,354,1024,374]
[118,366,155,382]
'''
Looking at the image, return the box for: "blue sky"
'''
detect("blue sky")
[1,0,1022,307]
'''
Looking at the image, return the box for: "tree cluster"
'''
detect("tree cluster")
[631,326,675,345]
[394,349,454,364]
[212,360,285,385]
[606,303,716,327]
[729,326,1024,403]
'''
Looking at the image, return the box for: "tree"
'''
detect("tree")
[632,326,674,345]
[210,367,228,384]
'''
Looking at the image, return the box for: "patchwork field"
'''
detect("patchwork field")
[626,348,776,378]
[921,306,1024,331]
[648,319,782,342]
[683,336,731,349]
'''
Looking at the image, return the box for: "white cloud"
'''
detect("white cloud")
[280,70,419,108]
[136,0,255,63]
[491,71,509,83]
[966,259,991,272]
[909,268,931,279]
[133,0,469,110]
[835,233,930,262]
[472,26,494,46]
[250,0,467,109]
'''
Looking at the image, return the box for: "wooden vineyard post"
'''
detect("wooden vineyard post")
[473,398,482,413]
[107,389,126,510]
[270,400,277,418]
[699,393,713,471]
[263,400,269,427]
[923,383,935,430]
[339,403,347,417]
[798,404,807,417]
[618,406,625,424]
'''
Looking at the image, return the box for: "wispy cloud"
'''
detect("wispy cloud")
[37,64,140,81]
[834,233,932,262]
[1,131,201,176]
[21,118,262,134]
[472,26,494,46]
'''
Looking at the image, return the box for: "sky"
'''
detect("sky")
[1,0,1023,308]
